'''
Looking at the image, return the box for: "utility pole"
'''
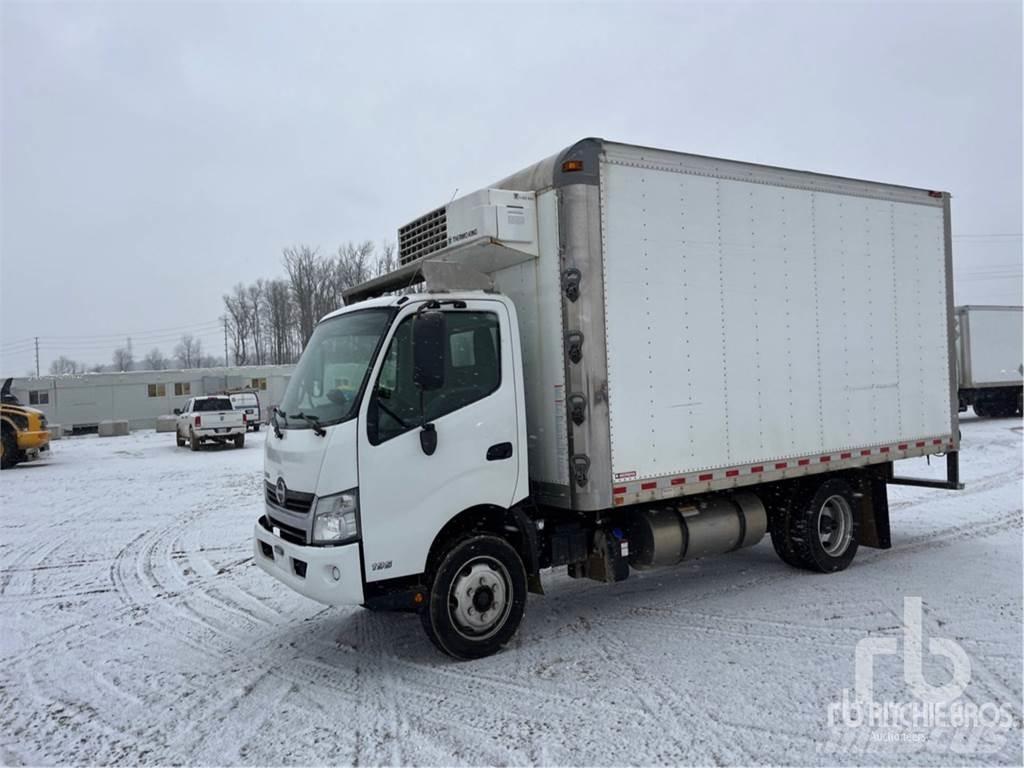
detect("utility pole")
[222,316,229,368]
[34,337,39,377]
[126,336,133,371]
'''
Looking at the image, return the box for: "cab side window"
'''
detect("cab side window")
[369,311,501,444]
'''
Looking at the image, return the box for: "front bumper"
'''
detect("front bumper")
[253,517,364,606]
[17,429,50,453]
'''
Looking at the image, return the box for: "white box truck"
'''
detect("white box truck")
[955,305,1023,417]
[254,139,962,659]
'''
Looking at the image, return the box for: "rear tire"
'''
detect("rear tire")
[772,478,859,573]
[234,434,245,449]
[973,401,990,418]
[420,535,527,660]
[1,428,18,470]
[189,429,200,451]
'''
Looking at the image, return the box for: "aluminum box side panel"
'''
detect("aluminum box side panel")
[601,160,953,482]
[491,190,572,505]
[958,306,1023,388]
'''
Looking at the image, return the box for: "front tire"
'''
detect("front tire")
[176,429,186,447]
[420,535,527,660]
[1,428,18,470]
[772,478,859,573]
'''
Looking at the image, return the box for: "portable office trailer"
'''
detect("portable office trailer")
[8,365,293,432]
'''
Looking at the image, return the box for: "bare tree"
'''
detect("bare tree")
[224,283,252,365]
[374,240,397,277]
[264,278,294,364]
[112,346,133,372]
[174,334,202,368]
[247,280,266,365]
[283,245,320,347]
[142,348,168,371]
[49,356,82,375]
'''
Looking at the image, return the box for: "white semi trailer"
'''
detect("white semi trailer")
[254,139,963,658]
[955,305,1023,418]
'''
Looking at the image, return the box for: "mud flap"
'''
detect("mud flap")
[856,472,892,549]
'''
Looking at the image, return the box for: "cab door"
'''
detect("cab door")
[357,299,521,582]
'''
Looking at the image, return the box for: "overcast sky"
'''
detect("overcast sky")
[2,1,1021,374]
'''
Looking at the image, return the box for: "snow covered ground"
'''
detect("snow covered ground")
[1,416,1021,766]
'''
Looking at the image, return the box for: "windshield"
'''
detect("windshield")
[278,308,394,429]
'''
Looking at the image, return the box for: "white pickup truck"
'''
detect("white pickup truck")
[174,396,246,450]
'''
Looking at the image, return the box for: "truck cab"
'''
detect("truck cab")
[254,292,529,656]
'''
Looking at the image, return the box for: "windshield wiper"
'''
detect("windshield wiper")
[289,411,326,437]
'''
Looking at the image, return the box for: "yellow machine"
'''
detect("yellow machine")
[1,378,50,469]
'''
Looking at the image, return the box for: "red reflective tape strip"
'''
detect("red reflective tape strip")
[751,465,764,473]
[898,444,908,450]
[612,486,626,495]
[699,473,713,481]
[840,452,851,459]
[641,481,657,491]
[915,441,925,447]
[798,459,810,466]
[820,456,831,463]
[726,469,739,477]
[775,462,788,469]
[880,446,890,453]
[861,449,871,456]
[671,477,686,486]
[933,439,942,445]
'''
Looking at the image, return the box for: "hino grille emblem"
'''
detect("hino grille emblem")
[275,477,287,507]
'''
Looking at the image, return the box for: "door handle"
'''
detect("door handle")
[486,442,513,461]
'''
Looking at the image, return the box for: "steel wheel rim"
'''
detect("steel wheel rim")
[817,494,853,556]
[448,556,513,642]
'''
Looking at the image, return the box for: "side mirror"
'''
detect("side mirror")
[413,310,446,391]
[173,408,181,415]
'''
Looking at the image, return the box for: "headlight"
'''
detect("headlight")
[311,489,359,545]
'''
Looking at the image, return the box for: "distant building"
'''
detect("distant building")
[7,365,294,432]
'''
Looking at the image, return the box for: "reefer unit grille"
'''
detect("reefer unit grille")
[398,206,448,265]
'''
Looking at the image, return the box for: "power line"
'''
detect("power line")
[1,320,225,349]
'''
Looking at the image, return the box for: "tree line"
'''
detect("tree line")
[222,241,396,366]
[47,334,222,376]
[40,240,396,376]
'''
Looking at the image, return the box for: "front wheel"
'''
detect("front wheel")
[1,428,18,470]
[420,535,527,660]
[176,429,186,447]
[252,423,261,432]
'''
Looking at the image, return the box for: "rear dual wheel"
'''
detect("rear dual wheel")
[770,478,859,573]
[420,535,527,660]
